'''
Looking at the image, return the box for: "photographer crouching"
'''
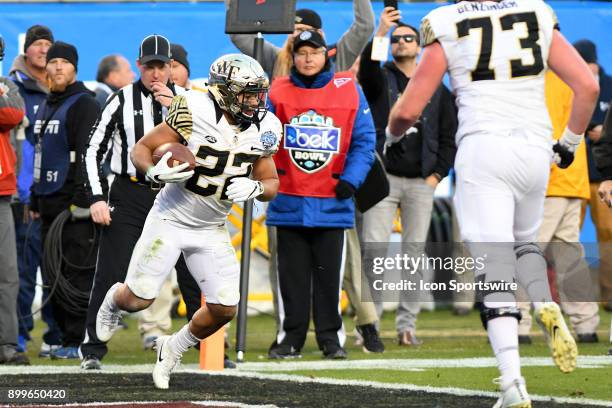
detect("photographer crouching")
[30,41,100,359]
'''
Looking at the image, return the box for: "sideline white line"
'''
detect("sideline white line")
[1,356,609,376]
[236,356,612,371]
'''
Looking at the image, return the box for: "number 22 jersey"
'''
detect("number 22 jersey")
[151,90,282,228]
[421,0,558,146]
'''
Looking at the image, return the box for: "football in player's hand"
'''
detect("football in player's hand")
[152,142,196,170]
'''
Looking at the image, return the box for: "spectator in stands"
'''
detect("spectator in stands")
[517,71,599,344]
[359,9,457,345]
[170,44,205,91]
[227,0,374,79]
[94,54,135,107]
[228,1,375,344]
[0,35,29,365]
[8,24,62,358]
[266,31,375,359]
[574,39,612,312]
[29,41,101,359]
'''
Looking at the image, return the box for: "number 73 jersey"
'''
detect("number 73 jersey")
[421,0,558,145]
[152,90,283,229]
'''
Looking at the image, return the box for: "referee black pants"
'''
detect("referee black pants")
[80,177,201,360]
[275,227,345,351]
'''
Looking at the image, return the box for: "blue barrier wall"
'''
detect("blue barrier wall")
[0,0,610,243]
[1,1,611,80]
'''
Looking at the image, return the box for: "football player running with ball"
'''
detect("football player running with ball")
[95,54,282,389]
[387,1,599,407]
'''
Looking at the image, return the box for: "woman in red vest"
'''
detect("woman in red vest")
[266,30,376,359]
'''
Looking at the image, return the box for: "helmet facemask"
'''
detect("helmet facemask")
[230,82,269,125]
[209,54,270,125]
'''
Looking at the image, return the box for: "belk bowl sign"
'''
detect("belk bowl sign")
[284,110,341,173]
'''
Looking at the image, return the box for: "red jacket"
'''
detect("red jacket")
[0,78,25,196]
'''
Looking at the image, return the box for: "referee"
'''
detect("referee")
[80,34,200,370]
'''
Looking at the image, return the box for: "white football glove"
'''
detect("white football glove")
[146,151,194,183]
[385,126,418,145]
[226,177,264,202]
[384,126,418,154]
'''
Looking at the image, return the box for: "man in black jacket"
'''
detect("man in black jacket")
[359,8,457,345]
[30,41,100,359]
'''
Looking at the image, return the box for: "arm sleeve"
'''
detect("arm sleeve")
[432,85,457,178]
[84,92,120,203]
[0,78,25,132]
[165,94,193,142]
[357,40,385,105]
[334,0,375,71]
[340,85,375,189]
[593,103,612,180]
[68,95,101,207]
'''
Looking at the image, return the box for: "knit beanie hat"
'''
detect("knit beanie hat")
[24,25,54,53]
[46,41,78,71]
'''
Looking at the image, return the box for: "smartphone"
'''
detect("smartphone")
[384,0,398,10]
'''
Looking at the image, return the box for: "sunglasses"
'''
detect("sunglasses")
[391,34,418,44]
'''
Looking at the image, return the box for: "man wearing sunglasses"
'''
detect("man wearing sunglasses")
[359,7,457,346]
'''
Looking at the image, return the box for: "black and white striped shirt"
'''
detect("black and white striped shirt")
[84,80,184,202]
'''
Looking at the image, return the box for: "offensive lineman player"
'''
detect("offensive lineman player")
[95,54,282,389]
[387,1,599,407]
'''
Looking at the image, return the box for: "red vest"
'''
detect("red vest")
[270,72,359,198]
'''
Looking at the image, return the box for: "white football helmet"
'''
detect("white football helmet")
[208,54,269,124]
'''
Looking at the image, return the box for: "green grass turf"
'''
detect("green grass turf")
[275,367,612,401]
[23,308,612,363]
[21,307,612,401]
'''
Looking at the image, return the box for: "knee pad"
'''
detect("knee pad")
[480,306,522,330]
[514,242,544,259]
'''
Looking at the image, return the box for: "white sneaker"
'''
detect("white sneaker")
[492,377,531,408]
[152,335,181,389]
[96,283,123,342]
[534,302,577,373]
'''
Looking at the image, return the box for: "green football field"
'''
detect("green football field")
[7,307,610,406]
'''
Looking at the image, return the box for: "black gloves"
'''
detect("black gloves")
[553,128,583,169]
[335,180,356,200]
[552,142,575,169]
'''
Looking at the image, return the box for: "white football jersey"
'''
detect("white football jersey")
[151,90,282,228]
[421,0,558,146]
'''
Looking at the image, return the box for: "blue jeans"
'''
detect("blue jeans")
[13,204,62,345]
